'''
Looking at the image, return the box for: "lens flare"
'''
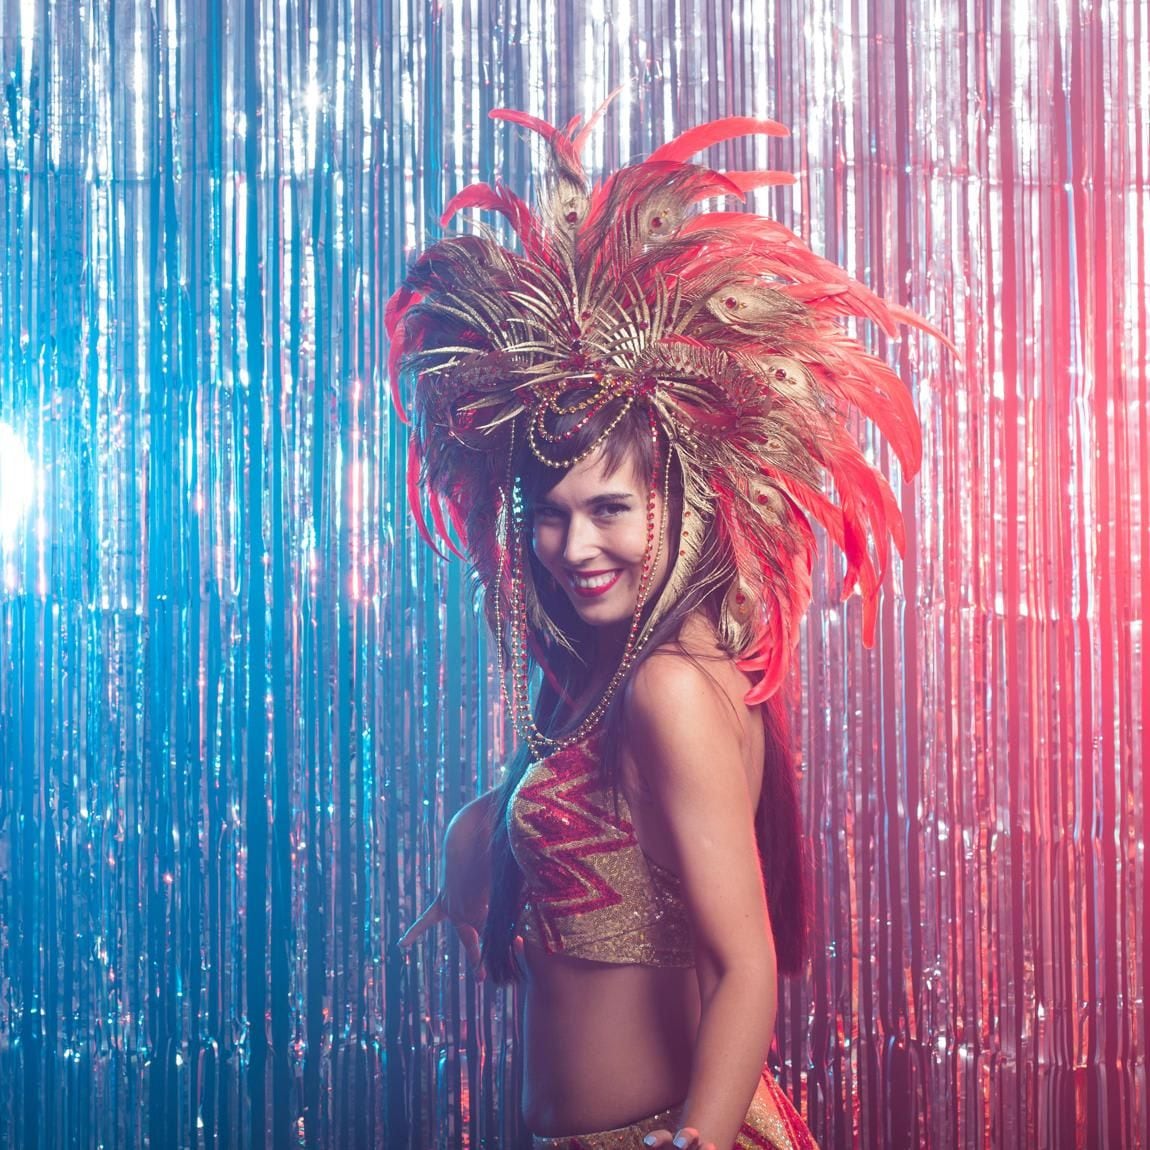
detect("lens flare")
[0,420,35,540]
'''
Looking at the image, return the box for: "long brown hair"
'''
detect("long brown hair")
[481,397,808,982]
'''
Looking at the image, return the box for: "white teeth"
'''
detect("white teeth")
[570,571,619,589]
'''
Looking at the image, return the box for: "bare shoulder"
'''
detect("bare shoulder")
[626,648,730,724]
[627,616,748,727]
[622,615,763,798]
[623,646,744,784]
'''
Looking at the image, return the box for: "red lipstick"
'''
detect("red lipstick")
[567,569,623,598]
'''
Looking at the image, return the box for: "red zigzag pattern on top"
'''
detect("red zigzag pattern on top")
[514,739,634,923]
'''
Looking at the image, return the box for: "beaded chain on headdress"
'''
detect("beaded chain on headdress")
[386,103,950,754]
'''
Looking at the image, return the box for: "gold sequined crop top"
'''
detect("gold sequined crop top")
[507,731,694,966]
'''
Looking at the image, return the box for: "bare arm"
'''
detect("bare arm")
[627,656,776,1150]
[399,788,499,977]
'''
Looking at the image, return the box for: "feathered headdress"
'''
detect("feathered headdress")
[387,104,944,735]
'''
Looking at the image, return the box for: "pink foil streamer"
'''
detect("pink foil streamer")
[0,2,1144,1148]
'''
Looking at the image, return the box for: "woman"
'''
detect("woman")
[392,105,930,1150]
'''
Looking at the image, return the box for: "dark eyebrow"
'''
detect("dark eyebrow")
[531,491,637,512]
[585,491,636,506]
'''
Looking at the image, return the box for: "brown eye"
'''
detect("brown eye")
[595,502,630,518]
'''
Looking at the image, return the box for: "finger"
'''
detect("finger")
[641,1131,676,1148]
[456,922,486,981]
[398,895,447,948]
[671,1128,702,1149]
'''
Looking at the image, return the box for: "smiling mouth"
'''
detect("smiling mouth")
[567,569,623,598]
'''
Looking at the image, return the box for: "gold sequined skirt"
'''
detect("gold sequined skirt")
[530,1071,817,1150]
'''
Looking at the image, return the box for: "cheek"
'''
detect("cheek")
[531,524,559,566]
[611,521,652,567]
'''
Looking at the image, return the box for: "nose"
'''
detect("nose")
[562,514,600,566]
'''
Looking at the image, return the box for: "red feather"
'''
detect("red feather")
[387,341,409,424]
[406,437,446,558]
[441,181,540,255]
[723,170,797,193]
[570,85,625,156]
[880,476,908,556]
[679,211,795,243]
[837,498,874,598]
[669,400,738,431]
[811,349,922,476]
[578,164,746,253]
[490,108,583,177]
[647,116,789,165]
[384,286,421,425]
[780,282,851,306]
[740,597,786,702]
[887,301,961,357]
[446,499,470,551]
[759,468,846,550]
[824,430,895,565]
[428,490,465,558]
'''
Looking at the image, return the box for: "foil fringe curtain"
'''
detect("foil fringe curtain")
[0,1,1145,1148]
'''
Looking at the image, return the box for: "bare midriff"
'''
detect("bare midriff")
[520,945,701,1136]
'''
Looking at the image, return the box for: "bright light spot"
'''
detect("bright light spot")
[0,420,35,540]
[303,81,323,115]
[20,0,35,45]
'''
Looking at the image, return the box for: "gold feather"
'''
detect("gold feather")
[637,444,716,648]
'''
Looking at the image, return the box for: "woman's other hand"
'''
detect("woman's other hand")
[642,1128,716,1150]
[398,791,495,979]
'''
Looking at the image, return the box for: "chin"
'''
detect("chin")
[566,595,634,629]
[576,609,629,629]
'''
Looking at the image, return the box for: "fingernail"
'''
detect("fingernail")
[642,1138,657,1148]
[672,1138,688,1150]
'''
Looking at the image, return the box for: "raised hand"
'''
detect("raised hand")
[398,791,495,979]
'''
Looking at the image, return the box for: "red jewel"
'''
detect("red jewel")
[650,216,663,228]
[774,367,788,380]
[724,296,739,309]
[757,492,769,504]
[565,210,579,223]
[735,593,746,604]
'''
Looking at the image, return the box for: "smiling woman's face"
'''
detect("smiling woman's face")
[529,446,669,632]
